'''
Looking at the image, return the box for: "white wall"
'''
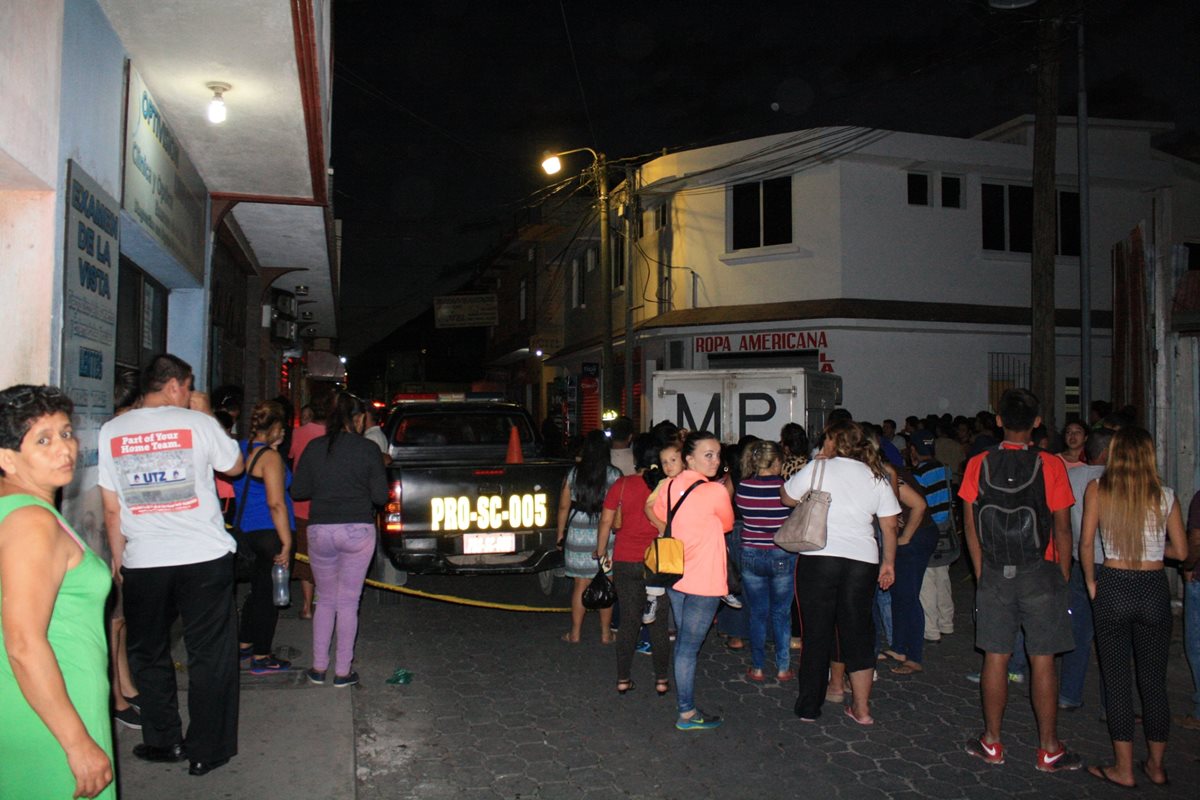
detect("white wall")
[0,1,64,189]
[678,321,1112,425]
[0,1,64,387]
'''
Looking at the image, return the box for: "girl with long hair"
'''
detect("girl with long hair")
[1080,427,1187,787]
[291,392,388,686]
[556,429,622,643]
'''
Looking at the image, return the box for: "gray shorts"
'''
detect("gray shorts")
[975,560,1074,656]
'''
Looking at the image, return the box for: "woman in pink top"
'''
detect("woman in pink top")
[650,431,734,731]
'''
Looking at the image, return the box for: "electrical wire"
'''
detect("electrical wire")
[558,0,600,150]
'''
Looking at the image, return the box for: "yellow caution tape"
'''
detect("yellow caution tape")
[294,553,569,613]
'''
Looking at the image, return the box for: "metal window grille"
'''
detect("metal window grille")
[987,352,1030,412]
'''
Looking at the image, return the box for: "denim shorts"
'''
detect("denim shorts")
[975,560,1074,656]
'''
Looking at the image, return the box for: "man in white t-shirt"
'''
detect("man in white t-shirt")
[100,354,243,776]
[362,405,391,465]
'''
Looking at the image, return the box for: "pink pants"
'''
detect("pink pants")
[307,523,376,675]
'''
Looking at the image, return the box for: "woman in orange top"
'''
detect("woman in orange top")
[651,431,734,731]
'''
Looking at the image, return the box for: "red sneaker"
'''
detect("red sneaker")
[964,736,1005,765]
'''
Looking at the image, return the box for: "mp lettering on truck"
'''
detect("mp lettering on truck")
[674,392,778,440]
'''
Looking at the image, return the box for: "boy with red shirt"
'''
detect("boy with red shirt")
[958,388,1082,773]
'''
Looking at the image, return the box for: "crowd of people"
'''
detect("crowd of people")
[564,391,1200,785]
[3,363,1200,796]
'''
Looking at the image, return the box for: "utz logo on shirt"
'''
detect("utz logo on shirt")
[110,429,199,514]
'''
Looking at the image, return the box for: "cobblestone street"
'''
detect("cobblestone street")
[349,565,1197,799]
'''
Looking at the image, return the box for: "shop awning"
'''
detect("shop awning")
[98,0,337,337]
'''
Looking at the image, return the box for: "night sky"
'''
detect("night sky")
[331,0,1199,358]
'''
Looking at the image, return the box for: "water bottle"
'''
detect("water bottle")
[272,563,291,607]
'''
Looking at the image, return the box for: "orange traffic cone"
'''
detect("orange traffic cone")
[505,424,524,464]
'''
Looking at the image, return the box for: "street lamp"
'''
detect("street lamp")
[541,147,616,416]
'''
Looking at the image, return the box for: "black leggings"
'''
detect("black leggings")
[794,555,878,718]
[611,562,671,682]
[1092,565,1172,742]
[239,528,283,656]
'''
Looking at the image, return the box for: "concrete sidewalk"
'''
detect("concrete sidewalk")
[114,612,356,799]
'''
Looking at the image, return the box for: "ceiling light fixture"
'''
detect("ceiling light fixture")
[206,82,231,124]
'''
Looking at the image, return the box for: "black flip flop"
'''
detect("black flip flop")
[1087,765,1136,790]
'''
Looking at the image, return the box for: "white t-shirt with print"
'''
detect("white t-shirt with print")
[98,405,242,568]
[782,456,901,564]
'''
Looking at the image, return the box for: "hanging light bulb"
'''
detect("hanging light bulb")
[206,82,231,124]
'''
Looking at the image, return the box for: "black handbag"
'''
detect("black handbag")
[581,565,617,609]
[231,446,270,580]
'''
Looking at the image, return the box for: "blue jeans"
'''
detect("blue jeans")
[1058,561,1094,707]
[1185,576,1200,719]
[740,547,797,673]
[873,586,893,649]
[891,524,938,664]
[667,590,721,716]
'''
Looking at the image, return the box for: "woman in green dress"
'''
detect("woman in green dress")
[0,384,114,799]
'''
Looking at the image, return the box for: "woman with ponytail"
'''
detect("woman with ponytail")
[734,439,796,682]
[234,401,295,673]
[291,393,388,687]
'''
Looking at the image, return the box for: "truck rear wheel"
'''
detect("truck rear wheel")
[535,567,568,596]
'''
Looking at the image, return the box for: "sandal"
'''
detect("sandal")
[1087,765,1136,789]
[890,662,924,675]
[560,633,580,644]
[881,649,907,663]
[617,680,635,695]
[725,638,747,652]
[845,705,875,726]
[745,667,766,682]
[655,679,670,697]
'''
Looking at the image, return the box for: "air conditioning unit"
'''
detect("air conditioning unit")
[270,319,297,345]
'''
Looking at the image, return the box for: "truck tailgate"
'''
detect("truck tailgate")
[380,459,571,574]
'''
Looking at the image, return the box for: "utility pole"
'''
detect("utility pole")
[1076,15,1092,421]
[623,166,636,419]
[1031,0,1063,433]
[595,154,615,414]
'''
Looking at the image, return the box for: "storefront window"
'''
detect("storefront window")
[115,256,168,375]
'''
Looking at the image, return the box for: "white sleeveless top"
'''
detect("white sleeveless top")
[1097,482,1174,562]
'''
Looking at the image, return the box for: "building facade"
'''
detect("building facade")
[527,118,1200,486]
[0,0,339,542]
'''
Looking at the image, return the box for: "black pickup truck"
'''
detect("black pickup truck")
[378,396,571,586]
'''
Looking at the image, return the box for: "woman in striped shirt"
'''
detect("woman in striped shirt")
[734,440,797,682]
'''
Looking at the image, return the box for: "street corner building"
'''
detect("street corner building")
[480,120,1200,499]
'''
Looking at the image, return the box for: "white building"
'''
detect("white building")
[541,117,1200,484]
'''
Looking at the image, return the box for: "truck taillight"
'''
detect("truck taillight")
[384,480,403,532]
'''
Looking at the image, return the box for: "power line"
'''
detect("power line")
[558,0,600,150]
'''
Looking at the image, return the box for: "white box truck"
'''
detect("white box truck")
[649,368,843,443]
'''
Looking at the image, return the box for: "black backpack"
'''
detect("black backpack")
[973,445,1051,568]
